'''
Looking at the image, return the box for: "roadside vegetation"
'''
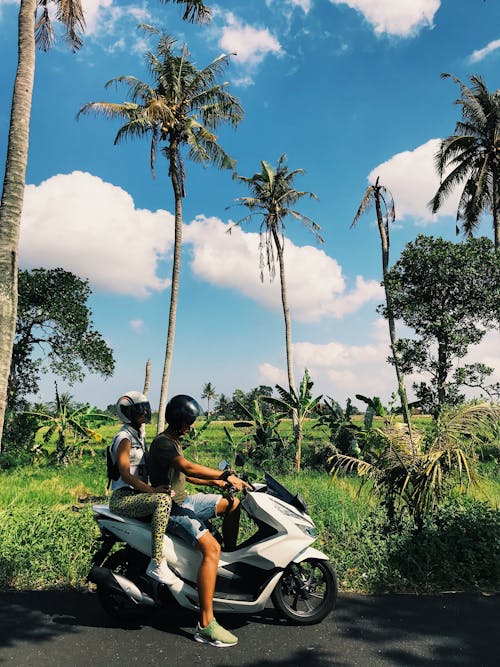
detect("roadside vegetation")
[0,404,498,593]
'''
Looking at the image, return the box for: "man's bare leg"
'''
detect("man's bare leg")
[196,531,220,627]
[216,497,240,551]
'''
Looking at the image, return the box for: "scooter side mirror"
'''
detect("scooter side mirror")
[235,453,245,467]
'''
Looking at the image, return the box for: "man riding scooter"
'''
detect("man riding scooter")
[149,394,251,648]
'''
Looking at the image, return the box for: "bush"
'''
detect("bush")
[329,498,500,592]
[0,449,34,470]
[1,411,38,455]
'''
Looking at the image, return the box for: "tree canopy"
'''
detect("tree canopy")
[8,268,114,410]
[382,235,500,414]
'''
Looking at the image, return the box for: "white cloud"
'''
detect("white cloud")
[469,38,500,63]
[264,322,500,406]
[258,362,287,388]
[80,1,152,52]
[367,138,459,223]
[19,171,174,297]
[283,319,398,402]
[288,0,312,13]
[129,319,145,331]
[184,215,382,322]
[81,0,114,35]
[329,0,440,37]
[219,13,283,66]
[232,75,255,88]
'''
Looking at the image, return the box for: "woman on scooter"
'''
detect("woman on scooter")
[149,394,251,648]
[108,391,174,586]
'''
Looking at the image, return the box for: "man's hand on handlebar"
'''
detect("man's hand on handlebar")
[226,474,252,492]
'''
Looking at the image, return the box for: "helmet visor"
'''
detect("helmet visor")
[132,401,152,423]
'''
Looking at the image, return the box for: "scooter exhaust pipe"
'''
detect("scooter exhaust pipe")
[89,566,156,607]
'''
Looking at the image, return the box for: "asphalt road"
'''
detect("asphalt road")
[0,590,497,666]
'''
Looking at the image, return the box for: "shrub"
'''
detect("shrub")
[329,498,500,592]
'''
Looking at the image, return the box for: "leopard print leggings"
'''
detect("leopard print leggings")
[109,487,172,562]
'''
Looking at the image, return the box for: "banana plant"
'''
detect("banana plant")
[263,369,322,471]
[231,399,291,472]
[313,397,363,456]
[181,415,213,460]
[27,384,113,464]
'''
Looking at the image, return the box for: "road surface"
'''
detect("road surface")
[0,590,497,666]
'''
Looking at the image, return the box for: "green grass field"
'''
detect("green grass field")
[0,417,498,592]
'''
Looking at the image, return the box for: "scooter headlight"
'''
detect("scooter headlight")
[298,523,317,538]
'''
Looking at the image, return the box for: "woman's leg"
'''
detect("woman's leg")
[110,490,171,561]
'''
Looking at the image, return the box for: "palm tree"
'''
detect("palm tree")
[232,154,322,400]
[79,29,243,434]
[430,73,500,249]
[201,381,217,416]
[352,177,414,442]
[0,0,85,451]
[0,1,210,451]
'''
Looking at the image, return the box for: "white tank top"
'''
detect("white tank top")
[110,425,148,491]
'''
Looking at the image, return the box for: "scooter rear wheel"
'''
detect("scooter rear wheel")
[271,558,337,625]
[97,548,150,623]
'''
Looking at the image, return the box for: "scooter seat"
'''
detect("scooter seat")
[92,504,151,525]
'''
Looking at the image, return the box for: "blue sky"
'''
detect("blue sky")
[1,0,499,411]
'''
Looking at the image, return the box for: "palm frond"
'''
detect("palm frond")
[351,186,375,227]
[56,0,85,52]
[77,101,140,122]
[328,451,374,478]
[34,7,54,52]
[158,0,211,24]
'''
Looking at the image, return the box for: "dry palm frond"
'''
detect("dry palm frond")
[329,402,500,523]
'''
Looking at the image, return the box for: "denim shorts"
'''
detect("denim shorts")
[167,493,221,546]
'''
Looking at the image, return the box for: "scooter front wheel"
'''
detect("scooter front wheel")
[271,558,337,625]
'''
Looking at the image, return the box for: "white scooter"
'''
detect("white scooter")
[89,467,337,625]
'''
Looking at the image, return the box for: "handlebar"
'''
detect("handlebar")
[223,476,255,496]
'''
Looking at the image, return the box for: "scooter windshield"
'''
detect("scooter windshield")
[264,472,308,513]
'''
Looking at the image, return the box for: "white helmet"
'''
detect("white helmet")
[116,391,151,424]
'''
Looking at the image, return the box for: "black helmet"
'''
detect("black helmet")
[165,394,202,431]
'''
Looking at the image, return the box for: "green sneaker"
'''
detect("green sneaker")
[194,618,238,647]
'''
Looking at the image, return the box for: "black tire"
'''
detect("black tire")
[271,558,338,625]
[97,548,150,623]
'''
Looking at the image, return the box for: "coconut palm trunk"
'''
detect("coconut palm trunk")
[352,177,413,444]
[232,156,320,455]
[0,0,36,449]
[157,146,184,434]
[272,225,300,444]
[272,227,296,394]
[374,191,413,443]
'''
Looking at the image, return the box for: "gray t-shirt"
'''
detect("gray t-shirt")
[149,432,188,503]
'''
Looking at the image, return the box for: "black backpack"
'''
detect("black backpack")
[106,441,120,489]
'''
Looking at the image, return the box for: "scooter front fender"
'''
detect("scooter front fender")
[293,546,330,563]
